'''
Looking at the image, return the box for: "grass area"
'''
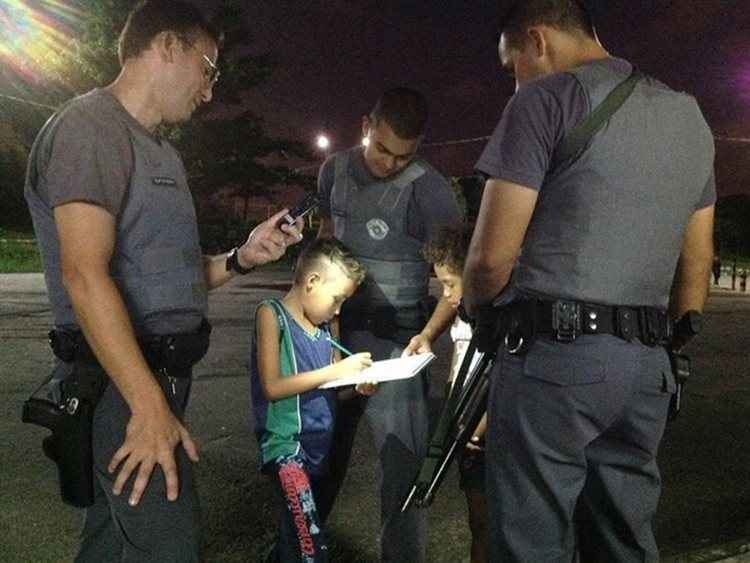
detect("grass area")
[0,238,42,273]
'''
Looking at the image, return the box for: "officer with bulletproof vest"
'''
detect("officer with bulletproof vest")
[463,1,715,562]
[316,87,462,561]
[23,2,301,561]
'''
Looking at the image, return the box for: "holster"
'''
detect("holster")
[22,362,106,508]
[23,318,212,508]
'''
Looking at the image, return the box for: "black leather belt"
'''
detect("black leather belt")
[49,319,212,377]
[514,299,671,346]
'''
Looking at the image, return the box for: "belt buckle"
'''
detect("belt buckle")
[552,300,580,342]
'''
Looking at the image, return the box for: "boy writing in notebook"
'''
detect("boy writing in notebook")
[424,225,488,563]
[249,238,375,562]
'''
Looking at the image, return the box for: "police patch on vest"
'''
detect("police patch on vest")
[152,176,177,187]
[366,218,389,240]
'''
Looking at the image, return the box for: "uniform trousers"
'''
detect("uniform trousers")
[486,333,674,563]
[75,371,200,563]
[316,330,431,563]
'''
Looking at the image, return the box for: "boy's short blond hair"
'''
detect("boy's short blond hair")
[422,224,472,274]
[294,238,367,285]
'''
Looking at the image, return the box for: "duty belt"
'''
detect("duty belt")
[510,299,671,346]
[48,319,212,377]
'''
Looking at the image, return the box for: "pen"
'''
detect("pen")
[326,336,354,357]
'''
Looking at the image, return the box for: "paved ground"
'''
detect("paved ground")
[1,270,749,562]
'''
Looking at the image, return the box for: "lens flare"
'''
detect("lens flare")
[0,0,82,85]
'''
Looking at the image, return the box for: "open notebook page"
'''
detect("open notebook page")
[319,352,436,389]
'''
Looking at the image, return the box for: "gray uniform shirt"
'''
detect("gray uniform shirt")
[476,58,716,307]
[25,89,206,333]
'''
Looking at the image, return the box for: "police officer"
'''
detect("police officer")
[24,2,301,561]
[316,87,462,562]
[463,2,715,562]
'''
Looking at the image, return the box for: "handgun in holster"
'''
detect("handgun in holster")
[22,330,106,508]
[401,303,504,512]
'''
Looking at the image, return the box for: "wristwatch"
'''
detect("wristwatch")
[226,247,253,275]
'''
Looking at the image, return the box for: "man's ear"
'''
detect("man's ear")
[155,31,180,63]
[527,27,548,59]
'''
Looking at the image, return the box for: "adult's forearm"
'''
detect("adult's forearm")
[670,254,711,319]
[669,205,714,320]
[463,259,513,314]
[203,252,237,290]
[63,269,164,413]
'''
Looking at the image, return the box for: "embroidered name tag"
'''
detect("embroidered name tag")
[152,176,177,187]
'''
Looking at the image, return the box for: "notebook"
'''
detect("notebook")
[319,352,436,389]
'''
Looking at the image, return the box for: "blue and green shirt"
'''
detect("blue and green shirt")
[249,299,337,476]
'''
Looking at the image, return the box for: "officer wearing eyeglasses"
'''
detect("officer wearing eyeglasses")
[464,1,715,561]
[24,2,301,561]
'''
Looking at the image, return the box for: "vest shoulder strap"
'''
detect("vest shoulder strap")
[393,161,426,189]
[551,68,644,172]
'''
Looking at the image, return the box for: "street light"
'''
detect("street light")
[316,133,330,152]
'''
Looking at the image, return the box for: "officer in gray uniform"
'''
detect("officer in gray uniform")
[316,87,462,562]
[24,2,301,561]
[463,2,716,562]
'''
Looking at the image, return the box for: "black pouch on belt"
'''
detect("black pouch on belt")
[143,318,213,373]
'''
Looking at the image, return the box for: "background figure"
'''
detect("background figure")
[315,87,462,562]
[464,1,715,562]
[712,254,721,286]
[24,2,301,561]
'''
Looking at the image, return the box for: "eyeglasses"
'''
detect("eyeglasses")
[179,36,220,86]
[199,53,220,86]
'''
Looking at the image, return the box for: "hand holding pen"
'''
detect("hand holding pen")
[327,336,377,395]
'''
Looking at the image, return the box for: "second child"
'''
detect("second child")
[423,225,488,563]
[249,238,375,562]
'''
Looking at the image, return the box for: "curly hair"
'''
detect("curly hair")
[422,225,473,275]
[295,238,366,285]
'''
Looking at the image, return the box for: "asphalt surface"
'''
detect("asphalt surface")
[1,270,749,562]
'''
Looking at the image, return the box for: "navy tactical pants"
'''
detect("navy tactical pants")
[486,334,675,563]
[316,330,430,563]
[75,372,200,563]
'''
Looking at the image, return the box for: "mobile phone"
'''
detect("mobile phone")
[279,193,320,228]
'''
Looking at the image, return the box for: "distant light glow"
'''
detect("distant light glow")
[316,134,330,150]
[362,136,370,147]
[0,0,81,84]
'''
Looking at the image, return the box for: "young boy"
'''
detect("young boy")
[423,225,488,563]
[249,238,375,562]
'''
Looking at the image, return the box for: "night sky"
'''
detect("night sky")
[209,1,750,195]
[2,1,748,195]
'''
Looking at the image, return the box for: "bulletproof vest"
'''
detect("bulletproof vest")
[515,60,714,308]
[25,92,207,335]
[330,149,430,309]
[109,129,207,335]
